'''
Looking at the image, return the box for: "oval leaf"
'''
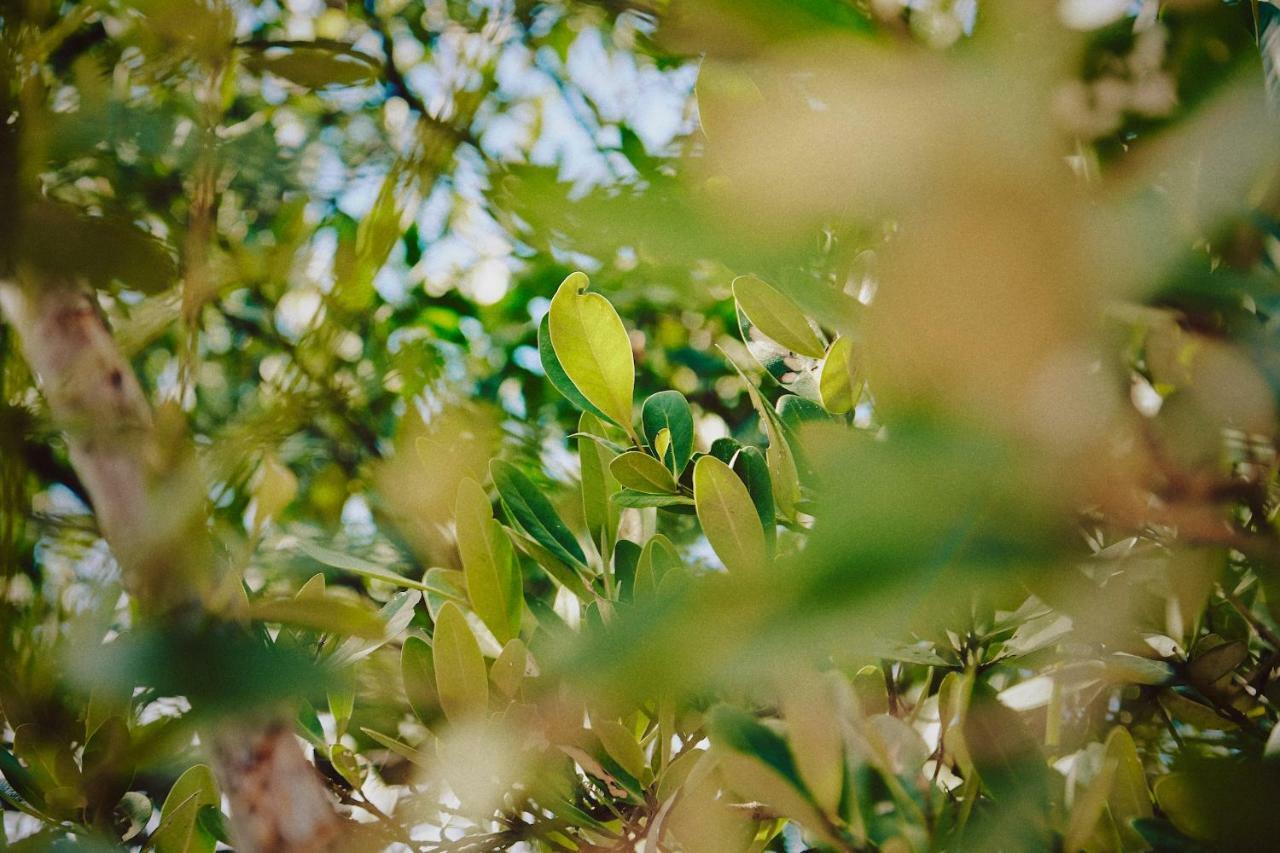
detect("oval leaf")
[548,272,635,431]
[154,764,218,853]
[732,274,825,359]
[540,314,612,424]
[433,602,489,722]
[641,391,695,476]
[609,451,679,495]
[819,335,860,414]
[694,456,767,574]
[456,478,521,644]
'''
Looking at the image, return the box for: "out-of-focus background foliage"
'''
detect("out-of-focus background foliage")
[5,0,1280,850]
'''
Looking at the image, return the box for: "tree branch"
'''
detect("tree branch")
[0,276,344,853]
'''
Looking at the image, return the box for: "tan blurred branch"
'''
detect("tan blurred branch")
[0,276,343,852]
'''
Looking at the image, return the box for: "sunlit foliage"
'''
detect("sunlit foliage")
[5,0,1280,851]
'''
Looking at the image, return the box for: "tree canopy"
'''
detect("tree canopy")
[4,1,1280,851]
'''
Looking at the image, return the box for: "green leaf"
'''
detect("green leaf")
[491,638,529,700]
[540,314,613,424]
[81,716,132,819]
[422,567,468,621]
[579,412,620,559]
[609,451,679,494]
[1131,817,1209,852]
[708,705,839,845]
[1187,638,1248,688]
[22,201,177,294]
[153,764,218,853]
[196,805,231,845]
[634,534,681,600]
[330,589,421,666]
[776,394,829,432]
[594,718,649,784]
[1159,690,1236,730]
[1105,727,1152,850]
[508,530,593,599]
[819,335,860,414]
[295,539,431,592]
[732,274,825,359]
[247,596,384,639]
[328,688,355,739]
[456,478,522,644]
[0,748,44,811]
[707,706,800,787]
[731,360,801,517]
[732,445,775,555]
[116,791,152,842]
[241,42,380,88]
[360,728,431,769]
[1103,653,1175,686]
[547,272,635,432]
[401,635,439,725]
[613,489,695,509]
[1063,750,1117,853]
[962,693,1050,816]
[491,460,587,569]
[641,391,695,476]
[694,455,767,574]
[328,743,364,788]
[433,602,489,722]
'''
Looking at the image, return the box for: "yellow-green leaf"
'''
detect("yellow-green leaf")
[579,412,620,558]
[154,764,219,853]
[609,451,679,494]
[548,272,635,431]
[694,456,767,574]
[247,596,383,639]
[819,336,861,415]
[433,602,489,722]
[594,718,650,784]
[732,275,825,359]
[1105,726,1153,850]
[455,478,522,644]
[491,638,529,700]
[401,635,439,724]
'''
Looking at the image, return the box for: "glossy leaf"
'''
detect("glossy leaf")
[613,489,694,509]
[540,314,612,424]
[609,451,679,494]
[819,335,860,414]
[694,455,767,574]
[548,272,635,431]
[732,445,775,555]
[491,460,588,570]
[641,390,695,476]
[732,274,825,358]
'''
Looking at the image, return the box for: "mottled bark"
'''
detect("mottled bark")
[0,276,344,852]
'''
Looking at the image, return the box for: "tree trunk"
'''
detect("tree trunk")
[0,277,343,853]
